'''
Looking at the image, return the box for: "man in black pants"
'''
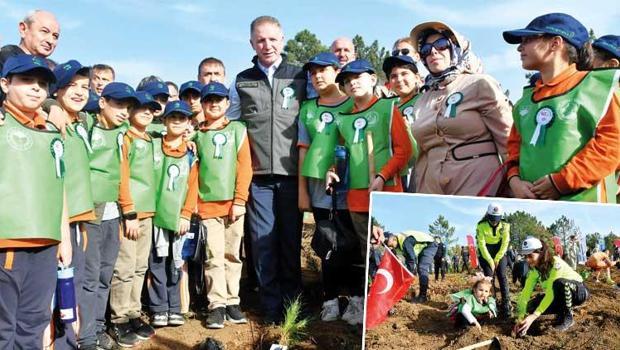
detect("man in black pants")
[434,236,447,281]
[461,245,470,273]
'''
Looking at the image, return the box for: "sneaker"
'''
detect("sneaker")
[151,312,168,327]
[225,305,247,324]
[129,317,155,340]
[205,307,225,329]
[342,296,363,325]
[320,298,340,322]
[168,312,186,326]
[554,312,575,331]
[96,331,116,350]
[109,322,139,348]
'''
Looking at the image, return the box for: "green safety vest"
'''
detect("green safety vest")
[195,121,246,201]
[128,135,156,213]
[153,139,192,231]
[65,119,95,218]
[398,94,421,175]
[336,98,395,189]
[0,112,64,241]
[300,97,354,179]
[476,220,510,266]
[450,289,497,316]
[396,230,433,257]
[513,69,620,203]
[89,122,127,203]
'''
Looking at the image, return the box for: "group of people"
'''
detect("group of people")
[0,7,619,350]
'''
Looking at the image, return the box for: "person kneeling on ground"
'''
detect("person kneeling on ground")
[448,272,497,331]
[585,250,617,285]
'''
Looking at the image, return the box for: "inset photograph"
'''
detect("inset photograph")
[364,193,620,350]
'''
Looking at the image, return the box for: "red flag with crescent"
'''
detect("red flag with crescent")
[365,247,414,330]
[552,236,563,256]
[614,239,620,248]
[467,234,478,269]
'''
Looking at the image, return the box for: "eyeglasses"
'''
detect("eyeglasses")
[420,37,451,58]
[392,48,410,56]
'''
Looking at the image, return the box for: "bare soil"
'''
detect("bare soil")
[365,267,620,350]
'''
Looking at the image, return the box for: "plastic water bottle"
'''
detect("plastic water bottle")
[182,230,196,260]
[334,145,348,192]
[57,266,77,323]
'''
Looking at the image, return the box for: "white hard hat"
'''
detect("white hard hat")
[486,203,503,217]
[521,236,543,255]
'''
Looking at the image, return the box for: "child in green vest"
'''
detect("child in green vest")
[109,91,162,346]
[148,100,197,328]
[194,82,252,329]
[81,82,139,350]
[0,53,72,350]
[448,273,497,331]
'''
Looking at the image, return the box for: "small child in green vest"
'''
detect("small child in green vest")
[448,273,497,331]
[108,91,162,346]
[194,82,252,329]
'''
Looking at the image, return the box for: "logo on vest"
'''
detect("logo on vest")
[6,127,33,151]
[153,152,163,169]
[91,129,105,148]
[402,106,414,124]
[519,106,530,117]
[134,139,147,153]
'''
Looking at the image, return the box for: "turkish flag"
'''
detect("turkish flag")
[614,239,620,248]
[365,248,414,330]
[467,235,478,269]
[552,236,564,257]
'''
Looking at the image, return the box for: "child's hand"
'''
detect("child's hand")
[368,175,385,193]
[532,175,560,200]
[488,310,495,319]
[178,218,190,236]
[325,170,340,193]
[474,321,482,332]
[509,176,537,199]
[124,219,139,240]
[57,233,73,268]
[229,204,246,223]
[186,141,197,154]
[298,187,311,212]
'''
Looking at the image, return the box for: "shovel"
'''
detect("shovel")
[457,336,502,350]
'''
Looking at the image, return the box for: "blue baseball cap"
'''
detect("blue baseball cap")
[101,82,140,105]
[593,35,620,60]
[503,13,588,48]
[135,91,162,111]
[1,54,56,82]
[163,100,193,118]
[51,60,90,94]
[83,90,100,113]
[302,52,341,72]
[200,82,229,100]
[382,55,418,77]
[179,80,204,98]
[139,81,169,98]
[335,59,375,84]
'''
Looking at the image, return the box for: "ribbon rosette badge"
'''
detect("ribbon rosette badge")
[529,106,554,146]
[50,138,65,178]
[117,133,124,161]
[317,112,334,133]
[75,124,93,153]
[281,87,295,109]
[403,106,415,124]
[352,117,367,144]
[167,164,180,191]
[212,133,227,159]
[444,92,463,118]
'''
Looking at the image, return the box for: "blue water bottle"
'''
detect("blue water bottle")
[57,266,77,323]
[334,145,348,193]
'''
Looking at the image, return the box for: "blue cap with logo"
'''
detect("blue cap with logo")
[302,52,341,72]
[163,100,193,118]
[593,35,620,60]
[200,82,229,100]
[1,54,56,82]
[336,59,375,84]
[101,82,139,105]
[179,80,204,98]
[83,90,100,113]
[51,60,90,94]
[135,91,162,111]
[139,81,169,98]
[503,13,589,48]
[382,54,418,77]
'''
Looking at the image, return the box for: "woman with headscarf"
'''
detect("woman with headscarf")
[409,22,513,196]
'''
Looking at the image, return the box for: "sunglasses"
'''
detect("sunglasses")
[420,37,451,58]
[392,48,410,56]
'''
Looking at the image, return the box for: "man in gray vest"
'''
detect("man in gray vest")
[226,15,307,324]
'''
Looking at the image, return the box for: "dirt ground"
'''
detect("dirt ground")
[135,218,363,350]
[365,265,620,350]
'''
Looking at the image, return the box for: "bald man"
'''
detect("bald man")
[0,9,60,102]
[330,37,356,66]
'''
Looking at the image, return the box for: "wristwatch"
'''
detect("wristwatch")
[122,212,137,220]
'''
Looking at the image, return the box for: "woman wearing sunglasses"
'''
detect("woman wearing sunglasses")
[409,21,513,196]
[503,13,620,203]
[514,236,588,336]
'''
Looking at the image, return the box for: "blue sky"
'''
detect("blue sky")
[1,0,618,102]
[371,193,620,246]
